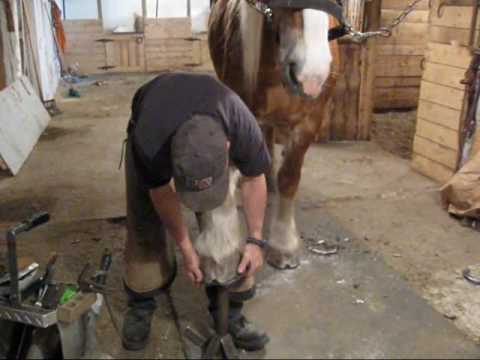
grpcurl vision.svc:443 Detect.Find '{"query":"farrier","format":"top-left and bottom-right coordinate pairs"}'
top-left (122, 72), bottom-right (271, 352)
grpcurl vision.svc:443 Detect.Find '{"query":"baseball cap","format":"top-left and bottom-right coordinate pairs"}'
top-left (171, 114), bottom-right (229, 212)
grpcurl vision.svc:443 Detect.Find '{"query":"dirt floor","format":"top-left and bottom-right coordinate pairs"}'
top-left (1, 73), bottom-right (480, 358)
top-left (371, 110), bottom-right (417, 160)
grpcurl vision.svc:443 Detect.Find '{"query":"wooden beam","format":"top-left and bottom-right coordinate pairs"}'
top-left (97, 0), bottom-right (103, 20)
top-left (2, 0), bottom-right (15, 32)
top-left (358, 0), bottom-right (381, 140)
top-left (142, 0), bottom-right (147, 18)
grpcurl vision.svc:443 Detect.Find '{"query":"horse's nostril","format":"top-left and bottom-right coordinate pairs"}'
top-left (289, 63), bottom-right (299, 85)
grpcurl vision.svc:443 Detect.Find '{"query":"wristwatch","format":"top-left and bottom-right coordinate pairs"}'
top-left (246, 237), bottom-right (268, 250)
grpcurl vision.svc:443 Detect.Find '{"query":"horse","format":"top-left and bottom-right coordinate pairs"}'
top-left (208, 0), bottom-right (342, 269)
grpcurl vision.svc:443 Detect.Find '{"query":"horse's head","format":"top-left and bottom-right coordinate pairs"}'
top-left (236, 0), bottom-right (343, 98)
top-left (273, 8), bottom-right (334, 99)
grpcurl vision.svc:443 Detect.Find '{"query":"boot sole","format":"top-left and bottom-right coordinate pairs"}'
top-left (232, 335), bottom-right (270, 352)
top-left (122, 337), bottom-right (149, 351)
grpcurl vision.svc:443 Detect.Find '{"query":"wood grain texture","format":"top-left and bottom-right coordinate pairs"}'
top-left (412, 153), bottom-right (454, 183)
top-left (0, 77), bottom-right (50, 175)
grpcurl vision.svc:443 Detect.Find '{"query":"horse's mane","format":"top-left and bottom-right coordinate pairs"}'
top-left (238, 1), bottom-right (264, 101)
top-left (210, 0), bottom-right (264, 102)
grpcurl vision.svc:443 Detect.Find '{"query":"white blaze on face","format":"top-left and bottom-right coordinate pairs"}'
top-left (297, 10), bottom-right (332, 98)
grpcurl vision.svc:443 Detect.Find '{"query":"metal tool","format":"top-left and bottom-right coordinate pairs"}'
top-left (463, 268), bottom-right (480, 285)
top-left (6, 212), bottom-right (50, 306)
top-left (77, 248), bottom-right (112, 295)
top-left (35, 253), bottom-right (58, 308)
top-left (185, 276), bottom-right (245, 360)
top-left (1, 213), bottom-right (114, 359)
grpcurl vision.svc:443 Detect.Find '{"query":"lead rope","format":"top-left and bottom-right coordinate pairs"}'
top-left (344, 0), bottom-right (426, 42)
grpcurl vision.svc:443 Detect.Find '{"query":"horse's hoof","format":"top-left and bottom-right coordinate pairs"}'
top-left (266, 247), bottom-right (300, 270)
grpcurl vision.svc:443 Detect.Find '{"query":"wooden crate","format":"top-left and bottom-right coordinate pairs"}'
top-left (374, 0), bottom-right (429, 110)
top-left (411, 0), bottom-right (474, 183)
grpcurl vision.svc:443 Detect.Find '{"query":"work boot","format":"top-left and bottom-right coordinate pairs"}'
top-left (228, 314), bottom-right (270, 352)
top-left (226, 299), bottom-right (269, 352)
top-left (122, 298), bottom-right (156, 351)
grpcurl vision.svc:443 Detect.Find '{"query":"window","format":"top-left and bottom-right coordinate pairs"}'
top-left (146, 0), bottom-right (187, 18)
top-left (191, 0), bottom-right (210, 18)
top-left (102, 0), bottom-right (142, 31)
top-left (56, 0), bottom-right (99, 20)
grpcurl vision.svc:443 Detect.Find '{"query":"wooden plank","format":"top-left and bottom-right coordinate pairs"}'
top-left (429, 25), bottom-right (477, 46)
top-left (472, 130), bottom-right (480, 158)
top-left (425, 42), bottom-right (472, 69)
top-left (422, 62), bottom-right (467, 90)
top-left (417, 100), bottom-right (461, 130)
top-left (412, 154), bottom-right (454, 183)
top-left (415, 118), bottom-right (459, 150)
top-left (413, 135), bottom-right (457, 168)
top-left (376, 55), bottom-right (424, 77)
top-left (381, 9), bottom-right (429, 24)
top-left (138, 38), bottom-right (146, 70)
top-left (144, 18), bottom-right (192, 39)
top-left (120, 41), bottom-right (129, 67)
top-left (329, 43), bottom-right (362, 140)
top-left (358, 0), bottom-right (381, 140)
top-left (382, 0), bottom-right (429, 10)
top-left (377, 44), bottom-right (426, 56)
top-left (378, 22), bottom-right (428, 46)
top-left (419, 80), bottom-right (465, 111)
top-left (375, 76), bottom-right (421, 88)
top-left (0, 77), bottom-right (50, 175)
top-left (128, 40), bottom-right (137, 67)
top-left (374, 87), bottom-right (420, 109)
top-left (431, 3), bottom-right (476, 29)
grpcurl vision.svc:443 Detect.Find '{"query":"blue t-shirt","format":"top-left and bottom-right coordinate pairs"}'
top-left (129, 72), bottom-right (271, 188)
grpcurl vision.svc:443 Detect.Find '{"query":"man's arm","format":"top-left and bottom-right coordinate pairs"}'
top-left (237, 174), bottom-right (268, 277)
top-left (149, 184), bottom-right (203, 284)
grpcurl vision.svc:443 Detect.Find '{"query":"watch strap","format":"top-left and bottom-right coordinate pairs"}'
top-left (246, 237), bottom-right (267, 250)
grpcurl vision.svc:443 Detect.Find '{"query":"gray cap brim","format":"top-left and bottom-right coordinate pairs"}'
top-left (176, 169), bottom-right (229, 212)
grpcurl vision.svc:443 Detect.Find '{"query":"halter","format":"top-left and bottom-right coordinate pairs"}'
top-left (245, 0), bottom-right (349, 41)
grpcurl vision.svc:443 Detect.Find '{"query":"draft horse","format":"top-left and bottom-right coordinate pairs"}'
top-left (208, 0), bottom-right (344, 269)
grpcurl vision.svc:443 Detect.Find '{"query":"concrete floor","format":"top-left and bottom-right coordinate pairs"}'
top-left (1, 74), bottom-right (480, 358)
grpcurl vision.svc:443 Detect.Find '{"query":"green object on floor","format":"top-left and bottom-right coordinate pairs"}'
top-left (68, 88), bottom-right (81, 98)
top-left (60, 285), bottom-right (78, 305)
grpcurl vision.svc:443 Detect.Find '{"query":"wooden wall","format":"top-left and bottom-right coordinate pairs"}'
top-left (374, 0), bottom-right (429, 110)
top-left (411, 0), bottom-right (475, 183)
top-left (63, 18), bottom-right (213, 74)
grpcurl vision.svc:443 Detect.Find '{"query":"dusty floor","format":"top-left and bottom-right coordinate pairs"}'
top-left (1, 73), bottom-right (480, 358)
top-left (372, 110), bottom-right (417, 159)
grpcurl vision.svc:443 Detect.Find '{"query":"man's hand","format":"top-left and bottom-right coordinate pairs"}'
top-left (238, 244), bottom-right (264, 277)
top-left (180, 244), bottom-right (203, 285)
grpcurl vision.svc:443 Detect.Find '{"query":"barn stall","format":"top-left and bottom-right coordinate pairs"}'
top-left (1, 0), bottom-right (480, 358)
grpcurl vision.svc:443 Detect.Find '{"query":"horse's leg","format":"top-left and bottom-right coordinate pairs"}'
top-left (193, 169), bottom-right (244, 284)
top-left (260, 123), bottom-right (277, 193)
top-left (266, 124), bottom-right (315, 270)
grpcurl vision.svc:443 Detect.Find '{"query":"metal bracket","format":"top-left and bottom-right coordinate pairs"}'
top-left (0, 302), bottom-right (57, 328)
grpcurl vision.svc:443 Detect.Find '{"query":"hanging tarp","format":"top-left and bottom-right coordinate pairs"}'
top-left (0, 0), bottom-right (61, 101)
top-left (0, 0), bottom-right (22, 85)
top-left (23, 0), bottom-right (61, 101)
